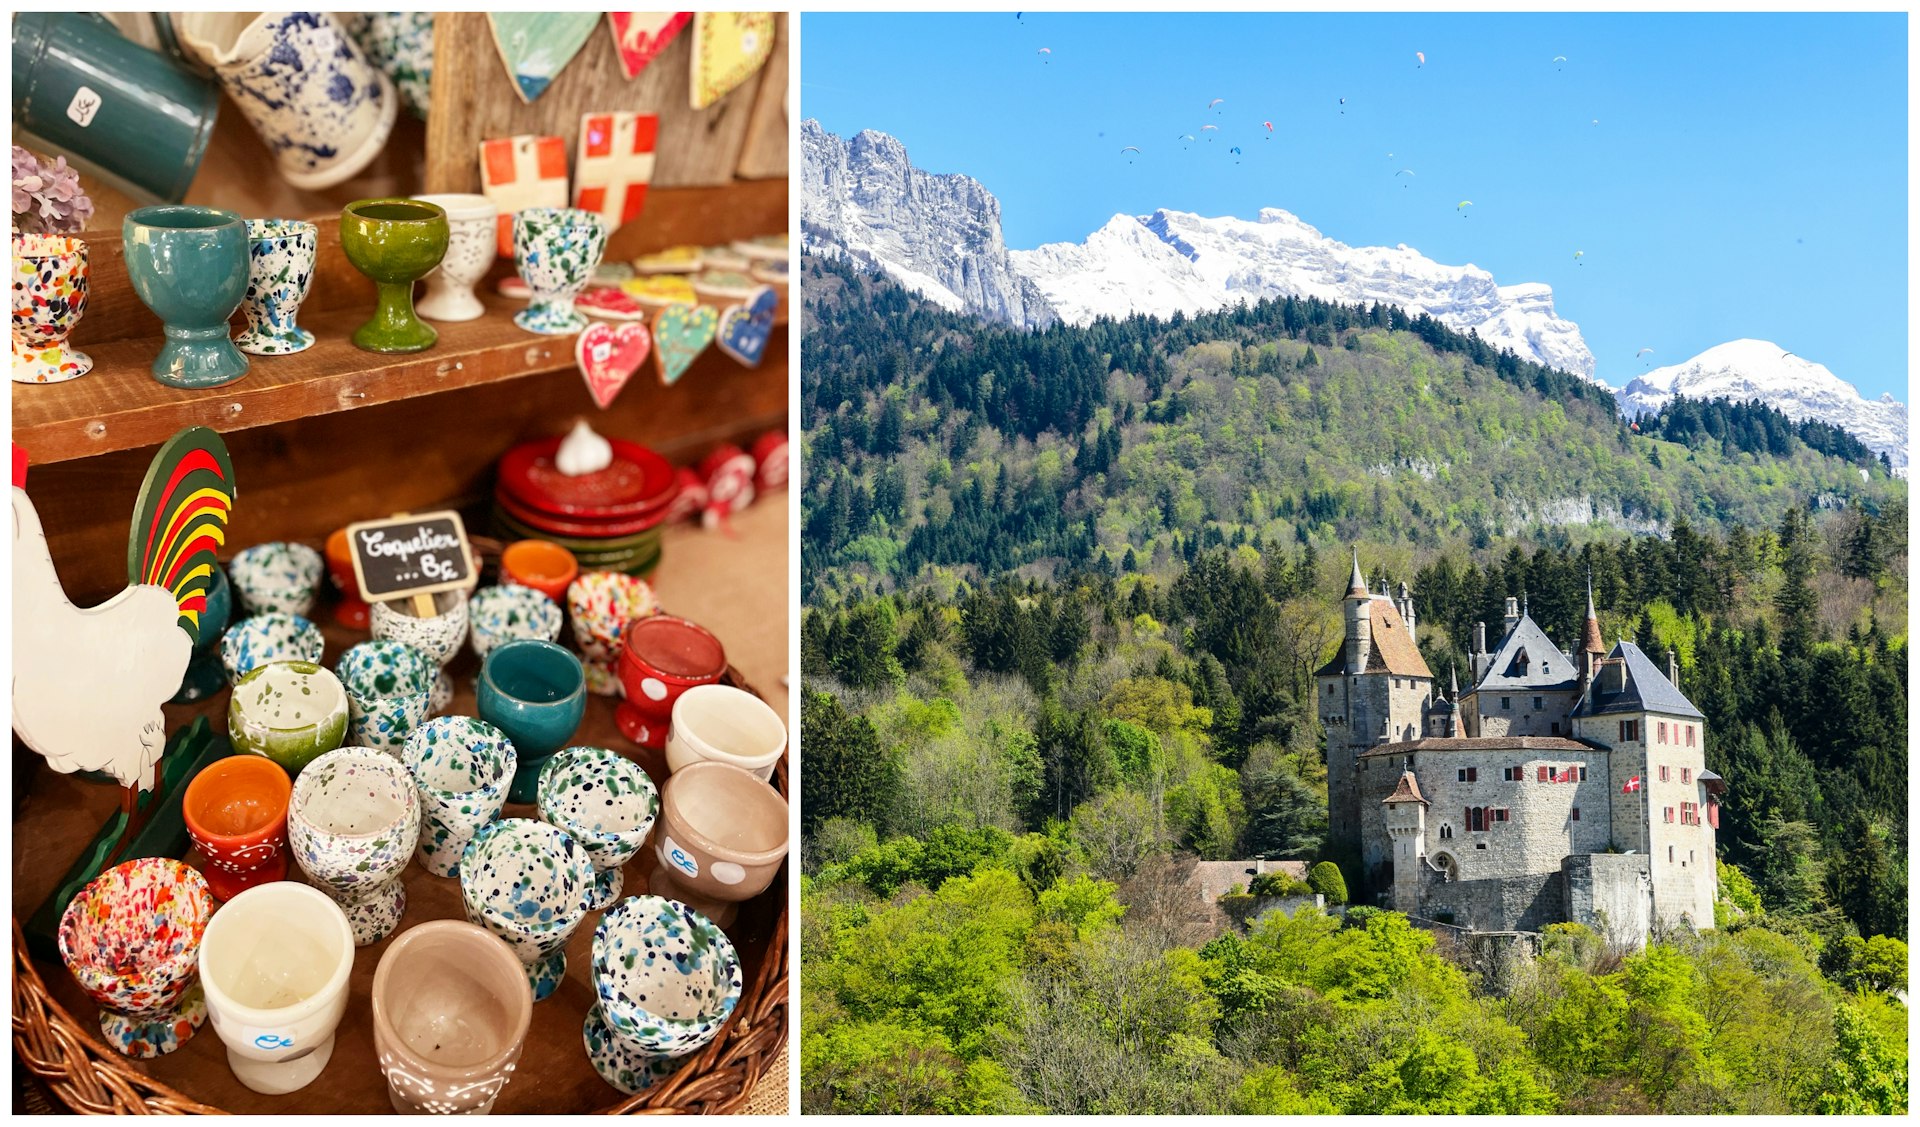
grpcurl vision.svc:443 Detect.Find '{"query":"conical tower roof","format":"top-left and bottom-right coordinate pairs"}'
top-left (1348, 548), bottom-right (1367, 596)
top-left (1581, 573), bottom-right (1606, 655)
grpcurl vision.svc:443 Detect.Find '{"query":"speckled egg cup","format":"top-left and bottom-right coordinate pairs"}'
top-left (566, 571), bottom-right (660, 696)
top-left (458, 819), bottom-right (595, 1002)
top-left (335, 640), bottom-right (435, 757)
top-left (288, 746), bottom-right (421, 946)
top-left (236, 218), bottom-right (317, 355)
top-left (511, 206), bottom-right (609, 336)
top-left (226, 659), bottom-right (349, 777)
top-left (468, 584), bottom-right (564, 661)
top-left (229, 541), bottom-right (325, 618)
top-left (402, 716), bottom-right (515, 878)
top-left (582, 896), bottom-right (741, 1095)
top-left (535, 746), bottom-right (658, 910)
top-left (57, 859), bottom-right (215, 1058)
top-left (12, 231), bottom-right (92, 384)
top-left (370, 589), bottom-right (469, 715)
top-left (219, 612), bottom-right (326, 684)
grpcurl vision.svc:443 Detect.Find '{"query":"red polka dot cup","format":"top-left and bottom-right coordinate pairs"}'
top-left (617, 615), bottom-right (726, 753)
top-left (183, 755), bottom-right (293, 902)
top-left (57, 859), bottom-right (215, 1058)
top-left (11, 232), bottom-right (92, 384)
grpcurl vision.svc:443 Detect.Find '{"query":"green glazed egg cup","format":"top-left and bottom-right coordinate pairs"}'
top-left (340, 198), bottom-right (449, 353)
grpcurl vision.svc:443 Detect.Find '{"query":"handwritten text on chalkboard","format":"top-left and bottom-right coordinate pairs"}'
top-left (345, 511), bottom-right (475, 603)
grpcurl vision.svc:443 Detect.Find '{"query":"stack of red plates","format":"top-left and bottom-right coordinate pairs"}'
top-left (493, 436), bottom-right (680, 575)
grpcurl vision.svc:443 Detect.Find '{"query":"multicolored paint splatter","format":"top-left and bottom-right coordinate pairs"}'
top-left (288, 746), bottom-right (421, 946)
top-left (57, 859), bottom-right (215, 1058)
top-left (582, 894), bottom-right (740, 1092)
top-left (459, 819), bottom-right (596, 1001)
top-left (11, 232), bottom-right (91, 384)
top-left (236, 219), bottom-right (317, 355)
top-left (536, 745), bottom-right (658, 908)
top-left (512, 206), bottom-right (609, 335)
top-left (402, 715), bottom-right (515, 878)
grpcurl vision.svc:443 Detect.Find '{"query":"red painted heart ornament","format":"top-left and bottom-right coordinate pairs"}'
top-left (575, 321), bottom-right (652, 408)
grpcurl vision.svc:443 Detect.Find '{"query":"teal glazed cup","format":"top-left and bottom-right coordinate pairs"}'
top-left (122, 205), bottom-right (250, 387)
top-left (512, 207), bottom-right (609, 335)
top-left (340, 198), bottom-right (449, 353)
top-left (478, 640), bottom-right (587, 805)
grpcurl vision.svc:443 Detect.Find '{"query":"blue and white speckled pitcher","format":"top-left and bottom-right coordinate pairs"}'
top-left (173, 12), bottom-right (396, 190)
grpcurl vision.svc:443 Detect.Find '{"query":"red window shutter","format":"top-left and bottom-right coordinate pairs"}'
top-left (1537, 765), bottom-right (1549, 782)
top-left (1707, 801), bottom-right (1720, 829)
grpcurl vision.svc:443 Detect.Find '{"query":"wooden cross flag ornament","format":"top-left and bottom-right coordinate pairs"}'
top-left (480, 134), bottom-right (570, 258)
top-left (607, 12), bottom-right (691, 81)
top-left (574, 112), bottom-right (660, 231)
top-left (12, 427), bottom-right (236, 793)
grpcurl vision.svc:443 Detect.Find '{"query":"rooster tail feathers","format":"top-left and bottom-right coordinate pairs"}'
top-left (127, 428), bottom-right (236, 646)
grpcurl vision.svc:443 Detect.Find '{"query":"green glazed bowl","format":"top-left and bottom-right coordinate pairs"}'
top-left (227, 660), bottom-right (351, 777)
top-left (340, 197), bottom-right (449, 353)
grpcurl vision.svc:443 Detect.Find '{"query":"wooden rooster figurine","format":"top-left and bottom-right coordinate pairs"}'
top-left (12, 428), bottom-right (235, 793)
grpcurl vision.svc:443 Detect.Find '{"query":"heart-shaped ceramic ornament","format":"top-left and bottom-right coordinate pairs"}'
top-left (652, 301), bottom-right (718, 387)
top-left (608, 13), bottom-right (692, 81)
top-left (575, 321), bottom-right (652, 408)
top-left (715, 285), bottom-right (777, 368)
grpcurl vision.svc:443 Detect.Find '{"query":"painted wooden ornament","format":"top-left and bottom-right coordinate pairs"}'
top-left (689, 12), bottom-right (775, 111)
top-left (576, 321), bottom-right (652, 409)
top-left (13, 428), bottom-right (236, 792)
top-left (698, 443), bottom-right (756, 530)
top-left (651, 301), bottom-right (717, 387)
top-left (487, 12), bottom-right (600, 104)
top-left (479, 135), bottom-right (569, 259)
top-left (577, 287), bottom-right (650, 322)
top-left (714, 284), bottom-right (777, 367)
top-left (607, 12), bottom-right (691, 81)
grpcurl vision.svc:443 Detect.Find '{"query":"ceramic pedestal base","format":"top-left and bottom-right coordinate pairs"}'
top-left (99, 985), bottom-right (206, 1059)
top-left (416, 285), bottom-right (485, 323)
top-left (234, 325), bottom-right (315, 356)
top-left (582, 1004), bottom-right (688, 1095)
top-left (646, 866), bottom-right (739, 931)
top-left (353, 282), bottom-right (438, 353)
top-left (12, 340), bottom-right (91, 384)
top-left (588, 866), bottom-right (624, 912)
top-left (506, 753), bottom-right (554, 806)
top-left (514, 299), bottom-right (587, 337)
top-left (152, 326), bottom-right (248, 388)
top-left (526, 948), bottom-right (568, 1003)
top-left (582, 658), bottom-right (621, 698)
top-left (172, 650), bottom-right (228, 704)
top-left (329, 878), bottom-right (407, 947)
top-left (229, 1031), bottom-right (337, 1095)
top-left (201, 854), bottom-right (289, 904)
top-left (614, 702), bottom-right (668, 751)
top-left (429, 670), bottom-right (453, 716)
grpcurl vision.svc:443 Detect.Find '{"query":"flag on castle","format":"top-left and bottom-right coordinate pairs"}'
top-left (1622, 775), bottom-right (1642, 793)
top-left (1556, 767), bottom-right (1575, 783)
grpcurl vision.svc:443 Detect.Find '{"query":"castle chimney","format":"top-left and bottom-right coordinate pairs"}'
top-left (1398, 581), bottom-right (1417, 641)
top-left (1503, 596), bottom-right (1520, 634)
top-left (1471, 621), bottom-right (1488, 681)
top-left (1667, 648), bottom-right (1679, 687)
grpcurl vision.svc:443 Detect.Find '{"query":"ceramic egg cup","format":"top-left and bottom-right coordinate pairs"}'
top-left (370, 589), bottom-right (469, 715)
top-left (236, 218), bottom-right (318, 355)
top-left (288, 747), bottom-right (421, 946)
top-left (583, 896), bottom-right (742, 1095)
top-left (500, 539), bottom-right (579, 606)
top-left (458, 819), bottom-right (597, 1002)
top-left (341, 197), bottom-right (449, 353)
top-left (57, 859), bottom-right (216, 1059)
top-left (219, 612), bottom-right (326, 684)
top-left (535, 746), bottom-right (659, 910)
top-left (336, 640), bottom-right (435, 758)
top-left (183, 754), bottom-right (293, 902)
top-left (617, 615), bottom-right (726, 755)
top-left (12, 231), bottom-right (92, 384)
top-left (226, 660), bottom-right (350, 777)
top-left (477, 640), bottom-right (587, 805)
top-left (122, 204), bottom-right (250, 388)
top-left (402, 716), bottom-right (516, 878)
top-left (198, 881), bottom-right (355, 1094)
top-left (229, 541), bottom-right (325, 618)
top-left (373, 920), bottom-right (531, 1114)
top-left (413, 193), bottom-right (498, 323)
top-left (665, 684), bottom-right (787, 780)
top-left (324, 528), bottom-right (371, 629)
top-left (566, 571), bottom-right (659, 697)
top-left (511, 206), bottom-right (609, 336)
top-left (651, 761), bottom-right (790, 930)
top-left (468, 583), bottom-right (565, 660)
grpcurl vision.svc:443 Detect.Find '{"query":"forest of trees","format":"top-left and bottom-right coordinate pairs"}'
top-left (800, 254), bottom-right (1908, 1114)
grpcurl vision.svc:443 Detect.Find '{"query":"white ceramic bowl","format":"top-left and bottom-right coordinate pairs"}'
top-left (197, 881), bottom-right (354, 1094)
top-left (663, 684), bottom-right (786, 780)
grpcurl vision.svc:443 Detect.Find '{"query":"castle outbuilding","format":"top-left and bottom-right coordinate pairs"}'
top-left (1317, 555), bottom-right (1721, 946)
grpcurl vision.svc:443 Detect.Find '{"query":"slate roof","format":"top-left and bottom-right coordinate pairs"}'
top-left (1358, 735), bottom-right (1601, 759)
top-left (1315, 596), bottom-right (1434, 679)
top-left (1570, 640), bottom-right (1704, 720)
top-left (1471, 613), bottom-right (1578, 693)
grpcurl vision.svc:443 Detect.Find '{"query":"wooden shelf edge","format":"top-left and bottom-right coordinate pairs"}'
top-left (13, 295), bottom-right (788, 465)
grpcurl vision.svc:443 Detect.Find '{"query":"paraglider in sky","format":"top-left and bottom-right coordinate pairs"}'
top-left (1037, 47), bottom-right (1050, 63)
top-left (1179, 134), bottom-right (1196, 143)
top-left (1574, 250), bottom-right (1584, 265)
top-left (1416, 51), bottom-right (1425, 67)
top-left (1396, 168), bottom-right (1414, 188)
top-left (1553, 55), bottom-right (1567, 69)
top-left (1200, 124), bottom-right (1219, 131)
top-left (1121, 146), bottom-right (1141, 154)
top-left (1338, 97), bottom-right (1346, 115)
top-left (1636, 348), bottom-right (1655, 363)
top-left (1229, 146), bottom-right (1241, 154)
top-left (1209, 98), bottom-right (1225, 109)
top-left (1396, 168), bottom-right (1415, 176)
top-left (1263, 121), bottom-right (1274, 140)
top-left (1456, 200), bottom-right (1472, 215)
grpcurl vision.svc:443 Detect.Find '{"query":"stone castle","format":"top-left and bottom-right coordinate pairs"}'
top-left (1316, 552), bottom-right (1723, 947)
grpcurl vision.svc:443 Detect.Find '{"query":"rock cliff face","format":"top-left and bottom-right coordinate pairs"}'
top-left (1010, 207), bottom-right (1599, 382)
top-left (1617, 339), bottom-right (1907, 471)
top-left (800, 119), bottom-right (1056, 328)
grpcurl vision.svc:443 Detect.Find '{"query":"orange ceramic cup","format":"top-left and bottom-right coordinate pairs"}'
top-left (500, 539), bottom-right (579, 606)
top-left (183, 756), bottom-right (293, 902)
top-left (324, 528), bottom-right (370, 630)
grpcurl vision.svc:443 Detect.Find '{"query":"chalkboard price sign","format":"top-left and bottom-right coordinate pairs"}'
top-left (345, 511), bottom-right (476, 606)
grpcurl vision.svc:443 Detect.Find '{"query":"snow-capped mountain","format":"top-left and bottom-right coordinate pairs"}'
top-left (800, 120), bottom-right (1056, 328)
top-left (1009, 208), bottom-right (1599, 382)
top-left (1617, 340), bottom-right (1908, 471)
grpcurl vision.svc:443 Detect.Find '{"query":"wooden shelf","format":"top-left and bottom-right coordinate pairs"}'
top-left (13, 294), bottom-right (787, 466)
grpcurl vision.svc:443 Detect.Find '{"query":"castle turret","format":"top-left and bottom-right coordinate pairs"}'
top-left (1397, 580), bottom-right (1417, 642)
top-left (1345, 549), bottom-right (1372, 675)
top-left (1579, 574), bottom-right (1605, 690)
top-left (1382, 771), bottom-right (1429, 914)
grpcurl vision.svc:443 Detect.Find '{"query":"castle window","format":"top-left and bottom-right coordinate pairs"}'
top-left (1494, 808), bottom-right (1509, 822)
top-left (1658, 721), bottom-right (1668, 743)
top-left (1440, 824), bottom-right (1453, 839)
top-left (1682, 767), bottom-right (1692, 784)
top-left (1689, 850), bottom-right (1695, 864)
top-left (1571, 807), bottom-right (1581, 821)
top-left (1502, 766), bottom-right (1520, 782)
top-left (1664, 806), bottom-right (1675, 824)
top-left (1659, 765), bottom-right (1671, 782)
top-left (1326, 684), bottom-right (1333, 695)
top-left (1501, 697), bottom-right (1511, 710)
top-left (1579, 766), bottom-right (1588, 781)
top-left (1457, 767), bottom-right (1477, 782)
top-left (1620, 719), bottom-right (1639, 742)
top-left (1537, 765), bottom-right (1550, 782)
top-left (1551, 721), bottom-right (1560, 735)
top-left (1669, 845), bottom-right (1675, 863)
top-left (1534, 696), bottom-right (1544, 710)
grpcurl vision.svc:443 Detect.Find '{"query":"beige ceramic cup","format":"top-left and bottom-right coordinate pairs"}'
top-left (649, 761), bottom-right (789, 929)
top-left (372, 919), bottom-right (532, 1114)
top-left (197, 881), bottom-right (355, 1095)
top-left (663, 684), bottom-right (787, 780)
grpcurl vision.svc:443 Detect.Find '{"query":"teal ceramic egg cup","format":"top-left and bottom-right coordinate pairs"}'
top-left (172, 566), bottom-right (232, 704)
top-left (477, 640), bottom-right (586, 804)
top-left (340, 198), bottom-right (449, 353)
top-left (122, 205), bottom-right (250, 388)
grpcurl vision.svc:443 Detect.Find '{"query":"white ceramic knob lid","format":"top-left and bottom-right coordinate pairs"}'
top-left (555, 419), bottom-right (613, 476)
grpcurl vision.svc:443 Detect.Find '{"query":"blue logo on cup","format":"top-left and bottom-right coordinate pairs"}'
top-left (669, 846), bottom-right (697, 877)
top-left (254, 1032), bottom-right (295, 1050)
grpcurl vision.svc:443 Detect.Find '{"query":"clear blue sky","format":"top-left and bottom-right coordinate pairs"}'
top-left (803, 12), bottom-right (1909, 397)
